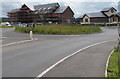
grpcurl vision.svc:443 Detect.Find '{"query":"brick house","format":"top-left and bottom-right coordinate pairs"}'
top-left (117, 12), bottom-right (120, 22)
top-left (78, 7), bottom-right (119, 24)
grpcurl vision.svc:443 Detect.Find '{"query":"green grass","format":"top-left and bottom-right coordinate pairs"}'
top-left (15, 25), bottom-right (102, 34)
top-left (0, 26), bottom-right (13, 28)
top-left (107, 47), bottom-right (119, 78)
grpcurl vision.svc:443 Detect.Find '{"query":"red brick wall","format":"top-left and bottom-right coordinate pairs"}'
top-left (60, 7), bottom-right (74, 23)
top-left (90, 17), bottom-right (108, 23)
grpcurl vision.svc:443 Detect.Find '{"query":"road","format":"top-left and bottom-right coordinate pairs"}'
top-left (2, 27), bottom-right (118, 78)
top-left (43, 41), bottom-right (117, 77)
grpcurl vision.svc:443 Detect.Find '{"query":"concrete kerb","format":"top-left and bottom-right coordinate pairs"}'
top-left (105, 50), bottom-right (114, 77)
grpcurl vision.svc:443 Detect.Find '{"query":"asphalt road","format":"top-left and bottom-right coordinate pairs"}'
top-left (2, 27), bottom-right (118, 77)
top-left (43, 41), bottom-right (117, 77)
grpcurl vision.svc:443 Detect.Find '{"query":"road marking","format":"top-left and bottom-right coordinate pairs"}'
top-left (0, 37), bottom-right (7, 39)
top-left (105, 50), bottom-right (114, 77)
top-left (1, 38), bottom-right (38, 47)
top-left (35, 40), bottom-right (114, 78)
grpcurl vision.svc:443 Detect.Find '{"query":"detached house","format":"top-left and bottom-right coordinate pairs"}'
top-left (79, 7), bottom-right (119, 24)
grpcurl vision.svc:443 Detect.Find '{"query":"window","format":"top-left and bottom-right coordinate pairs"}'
top-left (85, 19), bottom-right (88, 22)
top-left (111, 9), bottom-right (114, 13)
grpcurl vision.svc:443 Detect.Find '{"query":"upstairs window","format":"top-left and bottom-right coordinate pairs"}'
top-left (111, 9), bottom-right (114, 13)
top-left (85, 19), bottom-right (88, 22)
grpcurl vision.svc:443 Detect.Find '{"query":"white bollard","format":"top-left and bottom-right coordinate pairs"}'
top-left (30, 31), bottom-right (33, 40)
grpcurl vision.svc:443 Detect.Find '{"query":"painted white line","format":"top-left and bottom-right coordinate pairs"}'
top-left (1, 37), bottom-right (7, 39)
top-left (1, 38), bottom-right (38, 47)
top-left (0, 37), bottom-right (7, 39)
top-left (105, 50), bottom-right (114, 77)
top-left (35, 40), bottom-right (113, 78)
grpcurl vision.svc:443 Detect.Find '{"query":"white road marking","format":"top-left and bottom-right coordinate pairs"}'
top-left (1, 38), bottom-right (38, 47)
top-left (0, 37), bottom-right (7, 39)
top-left (105, 50), bottom-right (114, 77)
top-left (35, 40), bottom-right (114, 78)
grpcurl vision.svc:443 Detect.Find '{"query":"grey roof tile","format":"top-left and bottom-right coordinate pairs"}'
top-left (79, 12), bottom-right (106, 18)
top-left (34, 3), bottom-right (59, 10)
top-left (78, 12), bottom-right (106, 18)
top-left (54, 6), bottom-right (68, 13)
top-left (78, 14), bottom-right (85, 18)
top-left (87, 12), bottom-right (106, 17)
top-left (34, 3), bottom-right (60, 14)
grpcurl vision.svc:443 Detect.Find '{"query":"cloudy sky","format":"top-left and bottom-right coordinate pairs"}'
top-left (1, 0), bottom-right (120, 18)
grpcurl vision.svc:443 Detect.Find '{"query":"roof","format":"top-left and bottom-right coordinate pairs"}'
top-left (117, 12), bottom-right (120, 16)
top-left (34, 3), bottom-right (60, 14)
top-left (78, 14), bottom-right (85, 18)
top-left (79, 12), bottom-right (106, 18)
top-left (87, 12), bottom-right (106, 17)
top-left (101, 7), bottom-right (117, 12)
top-left (54, 6), bottom-right (68, 13)
top-left (34, 3), bottom-right (59, 10)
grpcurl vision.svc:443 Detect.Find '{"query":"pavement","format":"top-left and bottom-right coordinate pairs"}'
top-left (2, 27), bottom-right (118, 78)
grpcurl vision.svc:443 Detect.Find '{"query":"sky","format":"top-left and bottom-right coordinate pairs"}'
top-left (1, 0), bottom-right (120, 18)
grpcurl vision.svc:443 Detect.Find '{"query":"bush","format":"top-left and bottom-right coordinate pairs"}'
top-left (15, 25), bottom-right (102, 34)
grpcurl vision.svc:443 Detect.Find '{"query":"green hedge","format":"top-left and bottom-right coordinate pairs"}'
top-left (15, 25), bottom-right (102, 34)
top-left (0, 26), bottom-right (13, 28)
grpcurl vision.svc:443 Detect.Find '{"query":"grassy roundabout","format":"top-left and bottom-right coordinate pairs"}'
top-left (0, 26), bottom-right (13, 28)
top-left (15, 25), bottom-right (102, 34)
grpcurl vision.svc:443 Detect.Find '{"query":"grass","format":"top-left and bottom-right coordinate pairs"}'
top-left (107, 47), bottom-right (119, 78)
top-left (0, 26), bottom-right (13, 28)
top-left (15, 25), bottom-right (102, 34)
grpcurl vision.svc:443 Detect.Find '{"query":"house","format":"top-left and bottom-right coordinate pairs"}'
top-left (117, 12), bottom-right (120, 22)
top-left (7, 4), bottom-right (33, 23)
top-left (78, 7), bottom-right (119, 24)
top-left (34, 3), bottom-right (74, 24)
top-left (7, 3), bottom-right (74, 24)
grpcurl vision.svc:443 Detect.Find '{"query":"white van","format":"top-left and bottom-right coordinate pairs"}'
top-left (0, 22), bottom-right (11, 26)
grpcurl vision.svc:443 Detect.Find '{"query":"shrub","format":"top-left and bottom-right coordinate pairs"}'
top-left (15, 25), bottom-right (102, 34)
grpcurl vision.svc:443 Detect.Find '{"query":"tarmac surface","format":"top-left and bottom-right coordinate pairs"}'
top-left (2, 27), bottom-right (118, 77)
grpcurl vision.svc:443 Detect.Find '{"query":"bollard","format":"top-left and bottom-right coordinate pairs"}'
top-left (30, 31), bottom-right (33, 40)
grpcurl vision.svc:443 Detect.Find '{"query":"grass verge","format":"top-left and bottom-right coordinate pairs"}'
top-left (107, 47), bottom-right (119, 79)
top-left (15, 25), bottom-right (102, 34)
top-left (0, 26), bottom-right (13, 28)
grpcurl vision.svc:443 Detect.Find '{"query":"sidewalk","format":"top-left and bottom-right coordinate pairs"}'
top-left (43, 41), bottom-right (117, 77)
